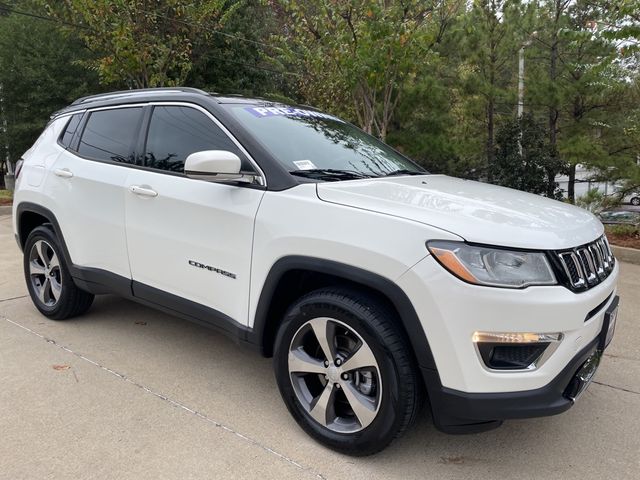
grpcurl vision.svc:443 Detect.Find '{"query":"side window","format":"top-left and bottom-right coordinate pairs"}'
top-left (59, 114), bottom-right (82, 149)
top-left (78, 107), bottom-right (142, 163)
top-left (144, 105), bottom-right (251, 173)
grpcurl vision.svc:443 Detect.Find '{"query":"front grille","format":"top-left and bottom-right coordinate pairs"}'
top-left (554, 236), bottom-right (615, 292)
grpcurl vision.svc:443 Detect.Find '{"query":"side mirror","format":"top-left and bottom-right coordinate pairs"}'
top-left (184, 150), bottom-right (258, 184)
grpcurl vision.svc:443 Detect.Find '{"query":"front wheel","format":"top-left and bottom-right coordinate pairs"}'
top-left (631, 197), bottom-right (640, 206)
top-left (273, 288), bottom-right (422, 456)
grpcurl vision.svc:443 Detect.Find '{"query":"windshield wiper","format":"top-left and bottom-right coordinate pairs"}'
top-left (381, 169), bottom-right (426, 177)
top-left (289, 169), bottom-right (373, 180)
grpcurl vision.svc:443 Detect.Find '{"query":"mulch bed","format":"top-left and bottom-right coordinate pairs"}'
top-left (606, 226), bottom-right (640, 250)
top-left (608, 236), bottom-right (640, 250)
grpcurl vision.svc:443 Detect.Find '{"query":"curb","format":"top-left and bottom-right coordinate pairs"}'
top-left (0, 205), bottom-right (12, 216)
top-left (611, 245), bottom-right (640, 266)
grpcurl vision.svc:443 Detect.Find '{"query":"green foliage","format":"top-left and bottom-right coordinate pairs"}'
top-left (492, 113), bottom-right (563, 197)
top-left (605, 224), bottom-right (639, 237)
top-left (457, 0), bottom-right (524, 175)
top-left (575, 188), bottom-right (619, 214)
top-left (0, 0), bottom-right (637, 199)
top-left (42, 0), bottom-right (242, 88)
top-left (275, 0), bottom-right (460, 139)
top-left (0, 3), bottom-right (99, 171)
top-left (186, 0), bottom-right (294, 98)
top-left (385, 73), bottom-right (458, 173)
top-left (601, 0), bottom-right (640, 57)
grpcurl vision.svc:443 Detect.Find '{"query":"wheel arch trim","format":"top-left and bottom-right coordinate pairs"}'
top-left (16, 202), bottom-right (72, 263)
top-left (251, 255), bottom-right (438, 372)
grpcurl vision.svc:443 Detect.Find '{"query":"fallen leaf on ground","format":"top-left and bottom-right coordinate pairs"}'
top-left (52, 365), bottom-right (70, 371)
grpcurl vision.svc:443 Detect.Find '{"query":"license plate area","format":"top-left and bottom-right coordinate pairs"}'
top-left (564, 349), bottom-right (601, 401)
top-left (564, 296), bottom-right (619, 402)
top-left (599, 296), bottom-right (619, 350)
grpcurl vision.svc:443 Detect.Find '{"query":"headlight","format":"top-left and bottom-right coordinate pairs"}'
top-left (427, 241), bottom-right (556, 288)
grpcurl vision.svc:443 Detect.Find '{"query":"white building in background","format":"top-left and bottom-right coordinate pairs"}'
top-left (555, 164), bottom-right (620, 199)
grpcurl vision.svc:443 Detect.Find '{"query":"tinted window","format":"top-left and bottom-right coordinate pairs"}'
top-left (59, 114), bottom-right (82, 148)
top-left (144, 106), bottom-right (250, 172)
top-left (78, 108), bottom-right (142, 163)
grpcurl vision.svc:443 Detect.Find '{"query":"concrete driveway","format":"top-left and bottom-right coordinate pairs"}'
top-left (1, 213), bottom-right (638, 479)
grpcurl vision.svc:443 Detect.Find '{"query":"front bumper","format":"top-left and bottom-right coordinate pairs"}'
top-left (397, 253), bottom-right (619, 433)
top-left (422, 333), bottom-right (602, 433)
top-left (397, 255), bottom-right (619, 393)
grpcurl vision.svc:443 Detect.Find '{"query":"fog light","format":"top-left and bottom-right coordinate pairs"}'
top-left (473, 331), bottom-right (563, 370)
top-left (472, 332), bottom-right (563, 344)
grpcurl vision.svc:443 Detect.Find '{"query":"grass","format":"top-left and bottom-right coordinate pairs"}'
top-left (0, 189), bottom-right (13, 206)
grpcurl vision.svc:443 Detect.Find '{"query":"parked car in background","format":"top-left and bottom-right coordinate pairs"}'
top-left (599, 210), bottom-right (640, 227)
top-left (622, 191), bottom-right (640, 206)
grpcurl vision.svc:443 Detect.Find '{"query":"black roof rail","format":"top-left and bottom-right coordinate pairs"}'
top-left (70, 87), bottom-right (209, 106)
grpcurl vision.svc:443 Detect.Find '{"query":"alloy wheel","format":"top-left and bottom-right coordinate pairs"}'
top-left (28, 240), bottom-right (62, 307)
top-left (288, 317), bottom-right (382, 433)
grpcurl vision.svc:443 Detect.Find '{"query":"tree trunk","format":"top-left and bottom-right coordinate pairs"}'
top-left (486, 46), bottom-right (496, 183)
top-left (548, 1), bottom-right (561, 198)
top-left (546, 171), bottom-right (556, 198)
top-left (567, 163), bottom-right (576, 202)
top-left (486, 97), bottom-right (495, 182)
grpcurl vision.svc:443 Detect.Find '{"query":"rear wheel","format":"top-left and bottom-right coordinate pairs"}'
top-left (273, 288), bottom-right (422, 456)
top-left (631, 197), bottom-right (640, 206)
top-left (23, 226), bottom-right (94, 320)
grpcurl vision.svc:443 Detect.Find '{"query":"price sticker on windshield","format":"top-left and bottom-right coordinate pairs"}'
top-left (293, 160), bottom-right (317, 170)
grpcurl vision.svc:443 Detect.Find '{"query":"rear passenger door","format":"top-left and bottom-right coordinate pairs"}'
top-left (49, 106), bottom-right (144, 283)
top-left (124, 103), bottom-right (265, 328)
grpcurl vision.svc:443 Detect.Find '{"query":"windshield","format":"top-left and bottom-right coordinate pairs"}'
top-left (227, 105), bottom-right (425, 178)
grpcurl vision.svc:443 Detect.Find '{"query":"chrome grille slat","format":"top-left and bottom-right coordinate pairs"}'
top-left (577, 248), bottom-right (597, 284)
top-left (555, 235), bottom-right (615, 291)
top-left (589, 244), bottom-right (605, 277)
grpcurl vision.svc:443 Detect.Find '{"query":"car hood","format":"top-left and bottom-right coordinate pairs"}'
top-left (316, 175), bottom-right (603, 250)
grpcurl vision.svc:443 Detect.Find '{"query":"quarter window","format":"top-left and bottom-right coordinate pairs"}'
top-left (59, 114), bottom-right (82, 149)
top-left (78, 108), bottom-right (142, 163)
top-left (144, 106), bottom-right (250, 172)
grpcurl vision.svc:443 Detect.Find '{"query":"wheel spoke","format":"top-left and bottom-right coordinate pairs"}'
top-left (35, 241), bottom-right (49, 266)
top-left (341, 381), bottom-right (378, 428)
top-left (50, 279), bottom-right (62, 302)
top-left (341, 342), bottom-right (377, 372)
top-left (29, 260), bottom-right (46, 276)
top-left (289, 349), bottom-right (327, 374)
top-left (48, 253), bottom-right (60, 270)
top-left (308, 382), bottom-right (335, 426)
top-left (37, 278), bottom-right (50, 304)
top-left (308, 317), bottom-right (335, 361)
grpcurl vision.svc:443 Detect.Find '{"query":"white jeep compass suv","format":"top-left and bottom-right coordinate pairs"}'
top-left (13, 88), bottom-right (620, 455)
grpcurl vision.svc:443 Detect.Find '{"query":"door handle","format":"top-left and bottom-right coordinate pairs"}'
top-left (129, 185), bottom-right (158, 198)
top-left (54, 168), bottom-right (74, 178)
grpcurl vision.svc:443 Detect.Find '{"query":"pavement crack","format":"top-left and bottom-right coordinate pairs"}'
top-left (593, 380), bottom-right (640, 395)
top-left (603, 352), bottom-right (640, 363)
top-left (0, 294), bottom-right (28, 303)
top-left (2, 315), bottom-right (327, 480)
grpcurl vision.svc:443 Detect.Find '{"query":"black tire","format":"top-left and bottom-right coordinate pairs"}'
top-left (631, 197), bottom-right (640, 206)
top-left (273, 287), bottom-right (422, 456)
top-left (23, 225), bottom-right (94, 320)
